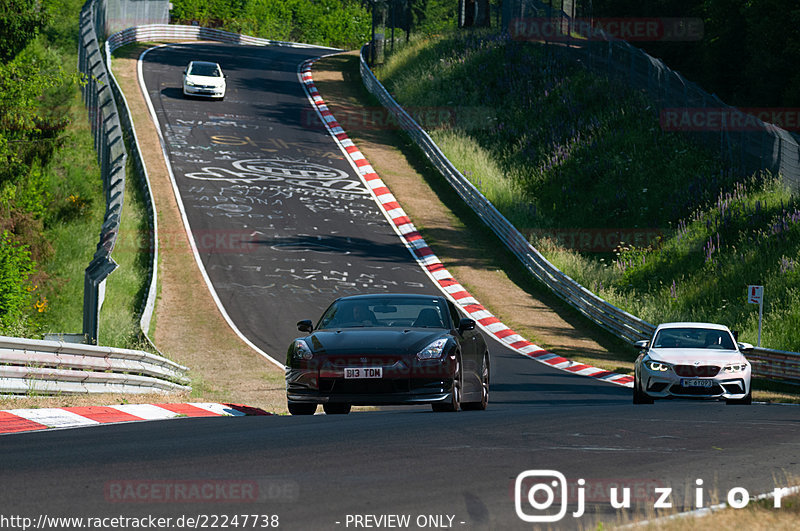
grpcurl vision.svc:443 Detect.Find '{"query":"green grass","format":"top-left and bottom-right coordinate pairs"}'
top-left (36, 89), bottom-right (106, 337)
top-left (375, 31), bottom-right (800, 353)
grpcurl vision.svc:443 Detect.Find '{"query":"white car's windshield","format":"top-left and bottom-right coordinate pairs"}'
top-left (189, 63), bottom-right (221, 77)
top-left (653, 328), bottom-right (736, 349)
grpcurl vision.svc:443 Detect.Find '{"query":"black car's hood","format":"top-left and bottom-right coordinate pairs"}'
top-left (306, 328), bottom-right (449, 356)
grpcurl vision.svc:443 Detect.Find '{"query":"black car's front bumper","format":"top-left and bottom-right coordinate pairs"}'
top-left (286, 367), bottom-right (455, 406)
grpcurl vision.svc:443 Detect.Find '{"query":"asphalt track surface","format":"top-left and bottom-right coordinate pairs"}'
top-left (1, 43), bottom-right (798, 530)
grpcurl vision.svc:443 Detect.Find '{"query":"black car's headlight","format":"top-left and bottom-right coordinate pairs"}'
top-left (645, 360), bottom-right (671, 372)
top-left (416, 338), bottom-right (448, 360)
top-left (293, 339), bottom-right (313, 360)
top-left (723, 363), bottom-right (748, 373)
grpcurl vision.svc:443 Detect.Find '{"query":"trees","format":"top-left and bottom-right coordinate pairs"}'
top-left (0, 0), bottom-right (70, 332)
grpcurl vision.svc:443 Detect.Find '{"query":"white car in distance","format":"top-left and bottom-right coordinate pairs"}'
top-left (182, 61), bottom-right (226, 100)
top-left (633, 322), bottom-right (753, 405)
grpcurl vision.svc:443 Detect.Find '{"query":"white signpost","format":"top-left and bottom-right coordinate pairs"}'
top-left (747, 285), bottom-right (764, 347)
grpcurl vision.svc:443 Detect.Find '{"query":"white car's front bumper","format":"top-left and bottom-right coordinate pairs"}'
top-left (183, 83), bottom-right (225, 98)
top-left (640, 364), bottom-right (751, 400)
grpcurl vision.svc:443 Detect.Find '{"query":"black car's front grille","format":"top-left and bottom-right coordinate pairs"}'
top-left (674, 365), bottom-right (720, 377)
top-left (320, 378), bottom-right (411, 394)
top-left (669, 384), bottom-right (723, 396)
top-left (324, 356), bottom-right (404, 369)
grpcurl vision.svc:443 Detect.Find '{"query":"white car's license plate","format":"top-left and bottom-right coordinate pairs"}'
top-left (344, 367), bottom-right (383, 379)
top-left (681, 379), bottom-right (713, 388)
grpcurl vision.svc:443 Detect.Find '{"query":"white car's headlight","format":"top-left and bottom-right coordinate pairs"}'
top-left (646, 360), bottom-right (671, 372)
top-left (185, 79), bottom-right (196, 86)
top-left (293, 339), bottom-right (313, 360)
top-left (416, 338), bottom-right (448, 360)
top-left (723, 363), bottom-right (748, 373)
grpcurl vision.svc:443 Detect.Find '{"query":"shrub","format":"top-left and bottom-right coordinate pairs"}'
top-left (0, 230), bottom-right (35, 331)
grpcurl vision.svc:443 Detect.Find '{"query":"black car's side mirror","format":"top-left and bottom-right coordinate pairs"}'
top-left (458, 318), bottom-right (476, 332)
top-left (297, 320), bottom-right (313, 333)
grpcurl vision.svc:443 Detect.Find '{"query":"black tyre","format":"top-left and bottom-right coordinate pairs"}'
top-left (726, 390), bottom-right (752, 405)
top-left (462, 354), bottom-right (489, 411)
top-left (632, 373), bottom-right (654, 404)
top-left (323, 403), bottom-right (351, 415)
top-left (433, 357), bottom-right (462, 412)
top-left (287, 402), bottom-right (317, 415)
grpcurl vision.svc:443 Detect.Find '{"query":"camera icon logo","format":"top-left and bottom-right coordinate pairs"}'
top-left (514, 470), bottom-right (568, 522)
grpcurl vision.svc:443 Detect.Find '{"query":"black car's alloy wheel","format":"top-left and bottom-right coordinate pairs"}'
top-left (288, 402), bottom-right (317, 415)
top-left (432, 357), bottom-right (462, 412)
top-left (462, 353), bottom-right (489, 411)
top-left (323, 403), bottom-right (352, 415)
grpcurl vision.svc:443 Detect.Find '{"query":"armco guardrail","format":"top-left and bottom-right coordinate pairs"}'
top-left (105, 24), bottom-right (339, 51)
top-left (78, 0), bottom-right (127, 344)
top-left (747, 348), bottom-right (800, 385)
top-left (358, 45), bottom-right (800, 385)
top-left (0, 336), bottom-right (190, 395)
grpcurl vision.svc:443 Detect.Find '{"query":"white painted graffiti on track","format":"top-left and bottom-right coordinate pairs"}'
top-left (184, 158), bottom-right (369, 194)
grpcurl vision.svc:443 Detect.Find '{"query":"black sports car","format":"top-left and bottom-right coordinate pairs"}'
top-left (285, 293), bottom-right (490, 415)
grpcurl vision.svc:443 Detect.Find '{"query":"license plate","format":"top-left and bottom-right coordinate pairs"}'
top-left (344, 367), bottom-right (383, 379)
top-left (681, 379), bottom-right (713, 388)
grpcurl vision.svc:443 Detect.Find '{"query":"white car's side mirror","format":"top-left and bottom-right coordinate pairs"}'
top-left (737, 342), bottom-right (754, 352)
top-left (634, 339), bottom-right (649, 349)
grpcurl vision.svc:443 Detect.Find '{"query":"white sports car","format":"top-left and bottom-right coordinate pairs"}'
top-left (182, 61), bottom-right (226, 99)
top-left (633, 322), bottom-right (753, 405)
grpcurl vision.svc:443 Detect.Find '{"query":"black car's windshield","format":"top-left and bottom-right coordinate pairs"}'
top-left (189, 63), bottom-right (221, 77)
top-left (652, 328), bottom-right (736, 349)
top-left (318, 298), bottom-right (450, 329)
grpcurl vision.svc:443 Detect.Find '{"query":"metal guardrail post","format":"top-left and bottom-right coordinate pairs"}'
top-left (82, 256), bottom-right (118, 344)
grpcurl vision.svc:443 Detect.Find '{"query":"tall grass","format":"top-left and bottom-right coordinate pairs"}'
top-left (376, 32), bottom-right (800, 351)
top-left (36, 94), bottom-right (105, 336)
